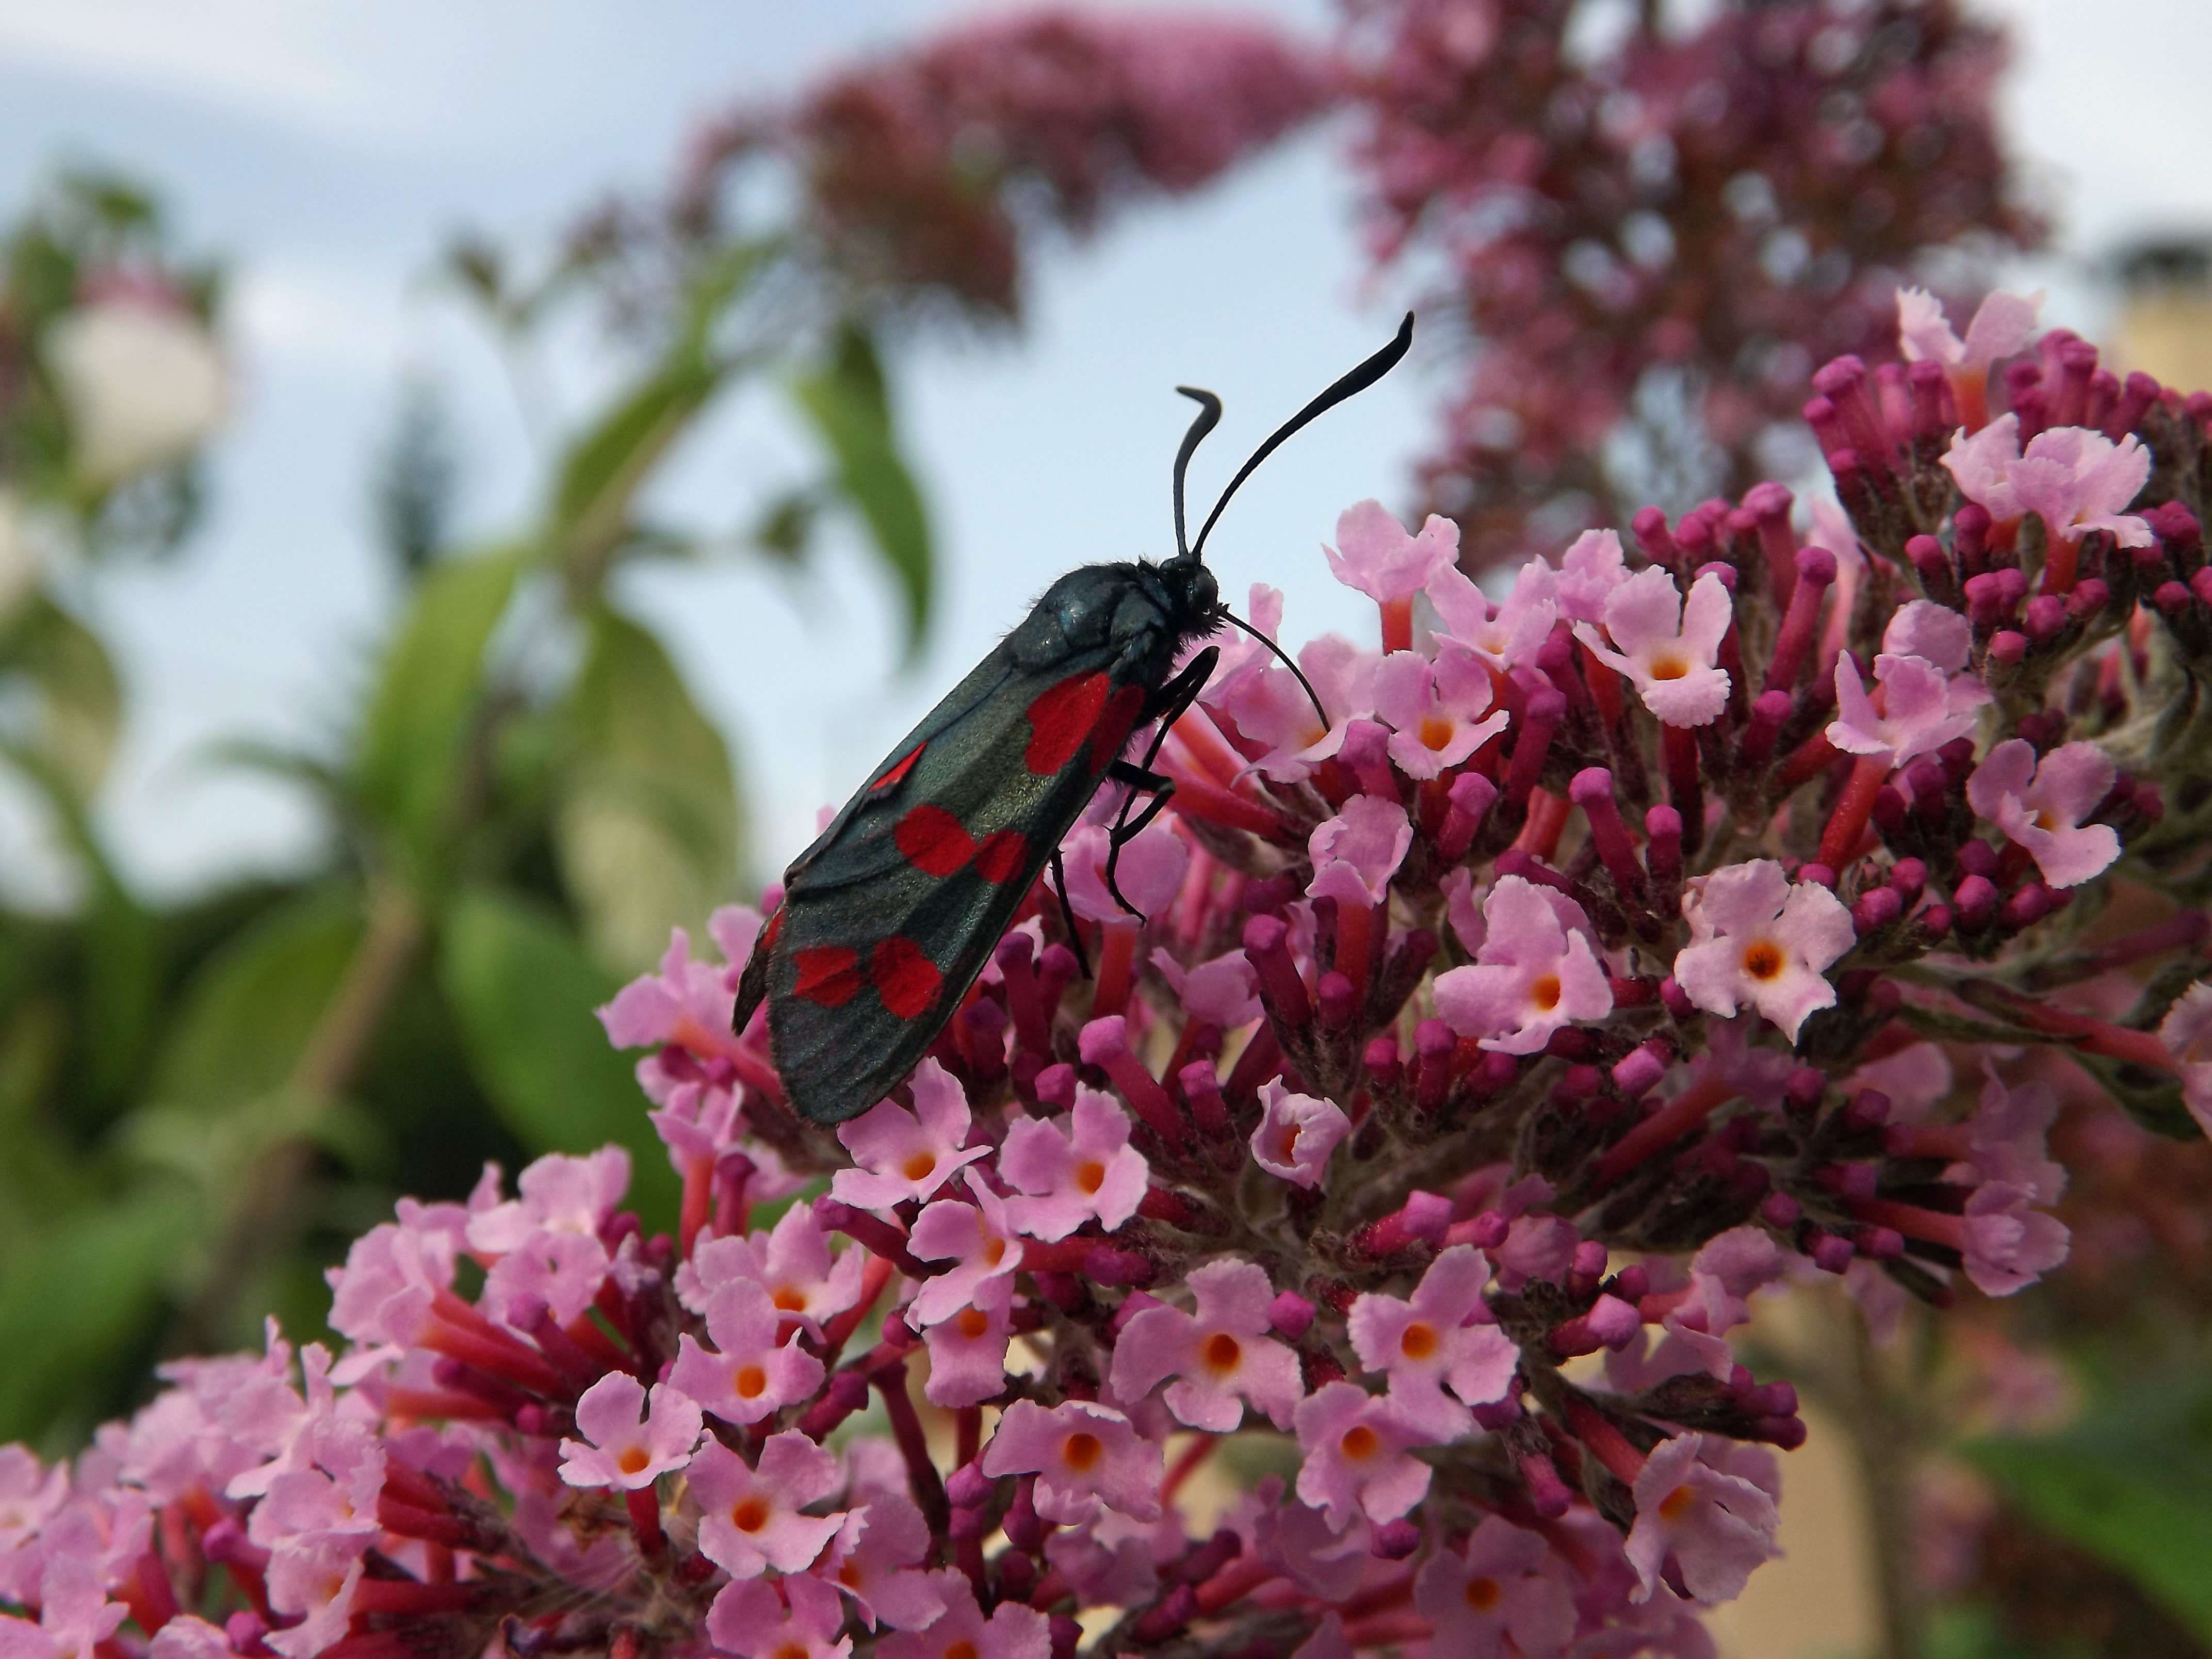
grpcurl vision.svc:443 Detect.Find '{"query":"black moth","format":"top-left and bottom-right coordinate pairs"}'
top-left (734, 315), bottom-right (1416, 1125)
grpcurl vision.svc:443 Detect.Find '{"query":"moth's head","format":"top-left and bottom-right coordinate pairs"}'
top-left (1163, 554), bottom-right (1219, 628)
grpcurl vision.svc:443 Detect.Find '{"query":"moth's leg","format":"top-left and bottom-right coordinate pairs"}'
top-left (1049, 845), bottom-right (1094, 980)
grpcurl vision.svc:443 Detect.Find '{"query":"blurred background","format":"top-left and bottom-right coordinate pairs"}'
top-left (3, 1), bottom-right (2211, 1653)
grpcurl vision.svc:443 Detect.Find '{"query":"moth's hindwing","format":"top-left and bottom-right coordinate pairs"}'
top-left (750, 633), bottom-right (1158, 1125)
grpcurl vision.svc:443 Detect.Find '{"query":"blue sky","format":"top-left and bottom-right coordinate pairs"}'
top-left (0, 0), bottom-right (2203, 900)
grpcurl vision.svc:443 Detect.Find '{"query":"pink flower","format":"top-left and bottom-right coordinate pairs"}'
top-left (999, 1087), bottom-right (1147, 1241)
top-left (1325, 499), bottom-right (1460, 603)
top-left (1428, 557), bottom-right (1559, 673)
top-left (1829, 651), bottom-right (1987, 769)
top-left (819, 1495), bottom-right (947, 1631)
top-left (1216, 635), bottom-right (1376, 782)
top-left (689, 1431), bottom-right (845, 1578)
top-left (1966, 740), bottom-right (2120, 889)
top-left (1250, 1081), bottom-right (1351, 1188)
top-left (263, 1536), bottom-right (365, 1659)
top-left (1573, 567), bottom-right (1733, 728)
top-left (1152, 950), bottom-right (1259, 1029)
top-left (1681, 1227), bottom-right (1786, 1336)
top-left (1412, 1514), bottom-right (1577, 1659)
top-left (678, 1199), bottom-right (868, 1333)
top-left (467, 1148), bottom-right (629, 1254)
top-left (147, 1619), bottom-right (234, 1659)
top-left (1551, 528), bottom-right (1631, 625)
top-left (596, 913), bottom-right (755, 1048)
top-left (1111, 1259), bottom-right (1305, 1431)
top-left (917, 1274), bottom-right (1016, 1408)
top-left (876, 1569), bottom-right (1051, 1659)
top-left (1056, 818), bottom-right (1189, 923)
top-left (1347, 1246), bottom-right (1517, 1439)
top-left (1369, 646), bottom-right (1511, 779)
top-left (907, 1178), bottom-right (1021, 1327)
top-left (668, 1278), bottom-right (825, 1426)
top-left (324, 1214), bottom-right (460, 1348)
top-left (1432, 876), bottom-right (1613, 1054)
top-left (1883, 599), bottom-right (1973, 671)
top-left (2160, 982), bottom-right (2212, 1137)
top-left (1673, 860), bottom-right (1856, 1040)
top-left (1961, 1183), bottom-right (2071, 1297)
top-left (0, 1558), bottom-right (126, 1659)
top-left (556, 1374), bottom-right (701, 1491)
top-left (1941, 412), bottom-right (2025, 518)
top-left (1896, 286), bottom-right (2041, 372)
top-left (1625, 1433), bottom-right (1781, 1604)
top-left (705, 1573), bottom-right (852, 1659)
top-left (981, 1400), bottom-right (1163, 1523)
top-left (2006, 426), bottom-right (2155, 549)
top-left (829, 1059), bottom-right (988, 1212)
top-left (1306, 794), bottom-right (1413, 909)
top-left (1292, 1382), bottom-right (1430, 1530)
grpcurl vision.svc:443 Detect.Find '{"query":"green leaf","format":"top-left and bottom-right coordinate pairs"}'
top-left (551, 352), bottom-right (720, 589)
top-left (438, 886), bottom-right (679, 1226)
top-left (1966, 1376), bottom-right (2212, 1640)
top-left (554, 606), bottom-right (743, 972)
top-left (0, 1183), bottom-right (199, 1446)
top-left (4, 596), bottom-right (122, 801)
top-left (354, 546), bottom-right (526, 884)
top-left (789, 323), bottom-right (933, 658)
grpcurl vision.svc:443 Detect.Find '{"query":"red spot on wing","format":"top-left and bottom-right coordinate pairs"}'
top-left (1086, 684), bottom-right (1148, 773)
top-left (871, 937), bottom-right (943, 1019)
top-left (758, 908), bottom-right (784, 954)
top-left (894, 804), bottom-right (978, 876)
top-left (972, 829), bottom-right (1029, 884)
top-left (1025, 672), bottom-right (1111, 775)
top-left (870, 742), bottom-right (925, 794)
top-left (792, 947), bottom-right (863, 1007)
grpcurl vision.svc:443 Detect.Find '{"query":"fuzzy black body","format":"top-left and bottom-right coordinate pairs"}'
top-left (733, 556), bottom-right (1224, 1124)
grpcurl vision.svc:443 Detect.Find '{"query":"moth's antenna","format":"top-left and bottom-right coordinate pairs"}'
top-left (1190, 312), bottom-right (1414, 563)
top-left (1223, 610), bottom-right (1328, 730)
top-left (1170, 388), bottom-right (1223, 563)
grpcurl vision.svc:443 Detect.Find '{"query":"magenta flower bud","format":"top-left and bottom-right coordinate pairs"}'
top-left (1179, 1061), bottom-right (1230, 1137)
top-left (798, 1369), bottom-right (870, 1440)
top-left (1006, 1478), bottom-right (1046, 1552)
top-left (1363, 1035), bottom-right (1402, 1092)
top-left (1920, 902), bottom-right (1955, 939)
top-left (1757, 1416), bottom-right (1811, 1451)
top-left (1744, 479), bottom-right (1798, 606)
top-left (1268, 1289), bottom-right (1316, 1340)
top-left (1645, 802), bottom-right (1684, 891)
top-left (1317, 970), bottom-right (1356, 1031)
top-left (1520, 1451), bottom-right (1574, 1519)
top-left (1797, 863), bottom-right (1837, 890)
top-left (1434, 769), bottom-right (1500, 864)
top-left (1808, 1231), bottom-right (1856, 1274)
top-left (1906, 531), bottom-right (1949, 588)
top-left (1611, 1040), bottom-right (1669, 1098)
top-left (1370, 1519), bottom-right (1422, 1561)
top-left (1085, 1246), bottom-right (1153, 1288)
top-left (1852, 887), bottom-right (1902, 934)
top-left (1762, 1192), bottom-right (1802, 1228)
top-left (1908, 357), bottom-right (1948, 442)
top-left (1762, 545), bottom-right (1839, 700)
top-left (1241, 912), bottom-right (1312, 1027)
top-left (1131, 1585), bottom-right (1199, 1645)
top-left (1962, 571), bottom-right (2007, 628)
top-left (1853, 1226), bottom-right (1906, 1261)
top-left (1632, 503), bottom-right (1678, 566)
top-left (1414, 1017), bottom-right (1455, 1113)
top-left (1036, 941), bottom-right (1080, 1015)
top-left (2157, 580), bottom-right (2193, 617)
top-left (1802, 395), bottom-right (1847, 458)
top-left (1814, 355), bottom-right (1894, 473)
top-left (1956, 837), bottom-right (1998, 878)
top-left (1447, 1209), bottom-right (1511, 1250)
top-left (1846, 1089), bottom-right (1891, 1132)
top-left (1570, 1239), bottom-right (1608, 1292)
top-left (2192, 568), bottom-right (2212, 608)
top-left (1570, 767), bottom-right (1645, 900)
top-left (1660, 975), bottom-right (1695, 1018)
top-left (998, 1551), bottom-right (1037, 1601)
top-left (945, 1461), bottom-right (994, 1509)
top-left (1954, 874), bottom-right (1999, 930)
top-left (2107, 369), bottom-right (2161, 439)
top-left (1890, 857), bottom-right (1927, 903)
top-left (2001, 883), bottom-right (2056, 930)
top-left (1504, 687), bottom-right (1567, 808)
top-left (2024, 594), bottom-right (2068, 640)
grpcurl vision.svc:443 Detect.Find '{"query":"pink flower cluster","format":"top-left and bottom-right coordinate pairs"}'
top-left (15, 286), bottom-right (2212, 1658)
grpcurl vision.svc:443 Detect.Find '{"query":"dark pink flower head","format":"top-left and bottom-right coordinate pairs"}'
top-left (1433, 876), bottom-right (1613, 1055)
top-left (1347, 1245), bottom-right (1518, 1440)
top-left (876, 1568), bottom-right (1051, 1659)
top-left (668, 1278), bottom-right (825, 1426)
top-left (1428, 558), bottom-right (1558, 674)
top-left (679, 1200), bottom-right (867, 1333)
top-left (704, 1572), bottom-right (851, 1659)
top-left (689, 1430), bottom-right (844, 1579)
top-left (556, 1375), bottom-right (702, 1492)
top-left (1966, 739), bottom-right (2120, 889)
top-left (1370, 646), bottom-right (1510, 779)
top-left (1000, 1087), bottom-right (1147, 1241)
top-left (1324, 498), bottom-right (1460, 604)
top-left (1574, 567), bottom-right (1733, 728)
top-left (981, 1399), bottom-right (1163, 1524)
top-left (1250, 1081), bottom-right (1351, 1189)
top-left (831, 1059), bottom-right (988, 1213)
top-left (1056, 819), bottom-right (1188, 924)
top-left (1307, 794), bottom-right (1412, 910)
top-left (819, 1493), bottom-right (946, 1632)
top-left (1673, 860), bottom-right (1855, 1040)
top-left (1625, 1433), bottom-right (1782, 1604)
top-left (1412, 1514), bottom-right (1577, 1659)
top-left (907, 1177), bottom-right (1021, 1327)
top-left (1292, 1382), bottom-right (1430, 1531)
top-left (1111, 1258), bottom-right (1305, 1432)
top-left (917, 1272), bottom-right (1015, 1408)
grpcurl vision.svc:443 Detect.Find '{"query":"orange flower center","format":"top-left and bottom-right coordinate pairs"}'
top-left (1400, 1322), bottom-right (1439, 1361)
top-left (732, 1497), bottom-right (769, 1533)
top-left (956, 1307), bottom-right (990, 1339)
top-left (735, 1365), bottom-right (767, 1399)
top-left (616, 1447), bottom-right (649, 1476)
top-left (1658, 1484), bottom-right (1698, 1522)
top-left (903, 1150), bottom-right (938, 1182)
top-left (1466, 1575), bottom-right (1502, 1612)
top-left (1340, 1424), bottom-right (1380, 1461)
top-left (984, 1237), bottom-right (1007, 1266)
top-left (1203, 1332), bottom-right (1243, 1372)
top-left (1075, 1159), bottom-right (1107, 1195)
top-left (1740, 940), bottom-right (1784, 980)
top-left (945, 1644), bottom-right (980, 1659)
top-left (1649, 653), bottom-right (1689, 681)
top-left (773, 1646), bottom-right (808, 1659)
top-left (1419, 714), bottom-right (1455, 751)
top-left (1530, 973), bottom-right (1562, 1012)
top-left (772, 1286), bottom-right (808, 1313)
top-left (1062, 1431), bottom-right (1103, 1471)
top-left (839, 1563), bottom-right (866, 1588)
top-left (1275, 1124), bottom-right (1302, 1162)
